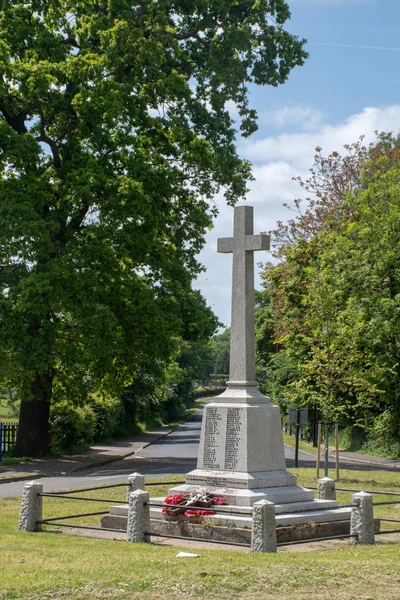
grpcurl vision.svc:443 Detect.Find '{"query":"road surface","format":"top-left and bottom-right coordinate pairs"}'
top-left (1, 408), bottom-right (398, 497)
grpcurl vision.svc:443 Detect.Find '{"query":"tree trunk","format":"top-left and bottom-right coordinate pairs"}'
top-left (14, 373), bottom-right (53, 457)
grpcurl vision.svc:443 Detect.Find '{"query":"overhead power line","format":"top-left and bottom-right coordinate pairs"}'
top-left (309, 42), bottom-right (400, 52)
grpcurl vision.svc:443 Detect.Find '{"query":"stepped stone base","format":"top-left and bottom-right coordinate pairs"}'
top-left (100, 514), bottom-right (380, 545)
top-left (185, 468), bottom-right (297, 489)
top-left (167, 483), bottom-right (314, 507)
top-left (105, 498), bottom-right (351, 529)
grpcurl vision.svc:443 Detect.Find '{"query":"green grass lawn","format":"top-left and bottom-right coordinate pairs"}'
top-left (1, 471), bottom-right (400, 599)
top-left (0, 401), bottom-right (17, 422)
top-left (283, 431), bottom-right (319, 455)
top-left (283, 426), bottom-right (400, 462)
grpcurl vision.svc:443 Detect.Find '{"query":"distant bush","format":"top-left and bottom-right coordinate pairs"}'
top-left (49, 371), bottom-right (219, 454)
top-left (89, 395), bottom-right (126, 441)
top-left (336, 419), bottom-right (400, 460)
top-left (194, 386), bottom-right (226, 399)
top-left (364, 411), bottom-right (400, 459)
top-left (49, 392), bottom-right (146, 454)
top-left (209, 374), bottom-right (229, 381)
top-left (50, 403), bottom-right (95, 454)
top-left (337, 426), bottom-right (366, 452)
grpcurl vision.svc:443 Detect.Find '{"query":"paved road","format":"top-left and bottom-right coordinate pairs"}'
top-left (1, 415), bottom-right (203, 498)
top-left (1, 408), bottom-right (398, 498)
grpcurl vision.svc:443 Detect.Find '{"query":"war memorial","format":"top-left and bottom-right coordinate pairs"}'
top-left (101, 205), bottom-right (360, 546)
top-left (18, 205), bottom-right (378, 550)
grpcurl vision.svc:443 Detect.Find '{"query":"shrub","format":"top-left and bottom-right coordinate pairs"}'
top-left (337, 426), bottom-right (367, 452)
top-left (365, 411), bottom-right (400, 459)
top-left (50, 403), bottom-right (95, 454)
top-left (89, 395), bottom-right (126, 441)
top-left (194, 386), bottom-right (226, 399)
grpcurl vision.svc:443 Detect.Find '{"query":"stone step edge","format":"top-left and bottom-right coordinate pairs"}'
top-left (168, 483), bottom-right (314, 502)
top-left (169, 484), bottom-right (312, 494)
top-left (147, 506), bottom-right (352, 527)
top-left (168, 484), bottom-right (315, 502)
top-left (144, 497), bottom-right (339, 514)
top-left (104, 506), bottom-right (353, 528)
top-left (110, 498), bottom-right (337, 516)
top-left (147, 505), bottom-right (351, 518)
top-left (183, 471), bottom-right (297, 490)
top-left (101, 513), bottom-right (359, 544)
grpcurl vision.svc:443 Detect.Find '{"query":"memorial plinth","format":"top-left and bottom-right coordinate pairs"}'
top-left (169, 206), bottom-right (309, 506)
top-left (103, 205), bottom-right (349, 537)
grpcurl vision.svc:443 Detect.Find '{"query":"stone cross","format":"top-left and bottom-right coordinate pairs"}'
top-left (167, 204), bottom-right (302, 504)
top-left (217, 206), bottom-right (270, 387)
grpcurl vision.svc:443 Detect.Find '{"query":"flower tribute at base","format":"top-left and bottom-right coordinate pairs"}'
top-left (162, 491), bottom-right (227, 517)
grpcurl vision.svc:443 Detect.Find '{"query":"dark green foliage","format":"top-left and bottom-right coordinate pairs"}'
top-left (50, 402), bottom-right (95, 454)
top-left (257, 352), bottom-right (301, 412)
top-left (254, 286), bottom-right (301, 409)
top-left (0, 0), bottom-right (307, 455)
top-left (209, 329), bottom-right (231, 377)
top-left (163, 338), bottom-right (217, 420)
top-left (194, 386), bottom-right (226, 399)
top-left (259, 134), bottom-right (400, 457)
top-left (89, 395), bottom-right (127, 442)
top-left (50, 394), bottom-right (139, 453)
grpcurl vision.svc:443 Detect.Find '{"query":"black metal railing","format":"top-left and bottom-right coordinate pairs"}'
top-left (37, 482), bottom-right (129, 532)
top-left (35, 479), bottom-right (400, 549)
top-left (0, 422), bottom-right (18, 456)
top-left (145, 480), bottom-right (185, 486)
top-left (308, 486), bottom-right (400, 497)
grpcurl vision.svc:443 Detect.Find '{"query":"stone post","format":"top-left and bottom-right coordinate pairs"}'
top-left (350, 491), bottom-right (375, 545)
top-left (251, 499), bottom-right (277, 553)
top-left (18, 481), bottom-right (43, 532)
top-left (317, 477), bottom-right (336, 500)
top-left (126, 489), bottom-right (150, 543)
top-left (126, 472), bottom-right (145, 502)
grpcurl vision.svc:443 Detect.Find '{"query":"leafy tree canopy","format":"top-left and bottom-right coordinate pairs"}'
top-left (0, 0), bottom-right (307, 455)
top-left (261, 134), bottom-right (400, 454)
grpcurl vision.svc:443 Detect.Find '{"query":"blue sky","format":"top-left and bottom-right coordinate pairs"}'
top-left (196, 0), bottom-right (400, 328)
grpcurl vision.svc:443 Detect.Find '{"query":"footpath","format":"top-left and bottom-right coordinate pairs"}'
top-left (0, 425), bottom-right (175, 484)
top-left (1, 423), bottom-right (400, 485)
top-left (298, 445), bottom-right (400, 471)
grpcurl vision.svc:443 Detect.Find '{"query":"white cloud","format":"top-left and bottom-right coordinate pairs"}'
top-left (196, 104), bottom-right (400, 327)
top-left (240, 105), bottom-right (400, 169)
top-left (262, 105), bottom-right (325, 130)
top-left (225, 100), bottom-right (240, 121)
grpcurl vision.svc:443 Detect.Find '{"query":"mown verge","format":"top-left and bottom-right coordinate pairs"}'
top-left (1, 470), bottom-right (400, 599)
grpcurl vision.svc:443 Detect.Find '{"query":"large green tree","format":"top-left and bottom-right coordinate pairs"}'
top-left (262, 134), bottom-right (400, 453)
top-left (0, 1), bottom-right (307, 455)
